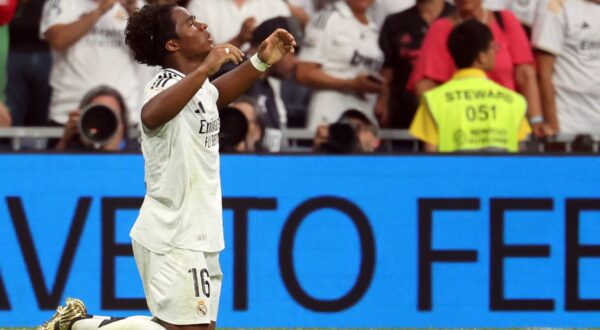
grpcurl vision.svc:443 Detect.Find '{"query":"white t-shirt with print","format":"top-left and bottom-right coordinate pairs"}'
top-left (532, 0), bottom-right (600, 134)
top-left (186, 0), bottom-right (291, 45)
top-left (40, 0), bottom-right (141, 126)
top-left (130, 68), bottom-right (224, 254)
top-left (299, 0), bottom-right (384, 131)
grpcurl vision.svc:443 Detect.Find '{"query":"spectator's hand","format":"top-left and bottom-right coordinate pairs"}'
top-left (201, 44), bottom-right (244, 75)
top-left (64, 110), bottom-right (81, 141)
top-left (0, 101), bottom-right (11, 127)
top-left (56, 109), bottom-right (81, 150)
top-left (257, 28), bottom-right (296, 65)
top-left (97, 0), bottom-right (118, 14)
top-left (351, 74), bottom-right (384, 94)
top-left (313, 124), bottom-right (329, 149)
top-left (374, 96), bottom-right (389, 127)
top-left (531, 122), bottom-right (555, 139)
top-left (233, 17), bottom-right (256, 46)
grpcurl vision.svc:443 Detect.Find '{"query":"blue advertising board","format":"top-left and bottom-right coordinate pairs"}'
top-left (1, 154), bottom-right (600, 327)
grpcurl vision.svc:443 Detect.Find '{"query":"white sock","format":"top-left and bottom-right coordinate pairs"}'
top-left (72, 315), bottom-right (166, 330)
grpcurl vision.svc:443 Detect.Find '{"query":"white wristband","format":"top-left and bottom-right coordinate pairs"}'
top-left (529, 115), bottom-right (544, 125)
top-left (250, 53), bottom-right (271, 72)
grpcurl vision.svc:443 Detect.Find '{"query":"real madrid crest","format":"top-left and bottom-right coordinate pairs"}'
top-left (197, 300), bottom-right (208, 316)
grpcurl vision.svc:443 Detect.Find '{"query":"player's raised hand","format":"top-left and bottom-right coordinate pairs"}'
top-left (201, 44), bottom-right (245, 75)
top-left (257, 28), bottom-right (296, 66)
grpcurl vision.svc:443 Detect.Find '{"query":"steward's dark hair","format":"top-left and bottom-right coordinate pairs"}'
top-left (447, 19), bottom-right (493, 69)
top-left (125, 4), bottom-right (178, 67)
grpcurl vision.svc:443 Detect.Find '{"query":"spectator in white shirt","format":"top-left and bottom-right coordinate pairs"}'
top-left (40, 0), bottom-right (143, 128)
top-left (532, 0), bottom-right (600, 134)
top-left (296, 0), bottom-right (385, 131)
top-left (186, 0), bottom-right (291, 48)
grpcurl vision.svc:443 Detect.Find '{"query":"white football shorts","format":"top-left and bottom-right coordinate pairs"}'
top-left (132, 240), bottom-right (222, 325)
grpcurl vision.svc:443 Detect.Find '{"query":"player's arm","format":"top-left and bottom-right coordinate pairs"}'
top-left (141, 44), bottom-right (244, 130)
top-left (44, 0), bottom-right (117, 52)
top-left (213, 28), bottom-right (296, 108)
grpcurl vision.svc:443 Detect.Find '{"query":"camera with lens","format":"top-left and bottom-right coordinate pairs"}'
top-left (218, 106), bottom-right (249, 152)
top-left (316, 109), bottom-right (380, 153)
top-left (77, 103), bottom-right (120, 148)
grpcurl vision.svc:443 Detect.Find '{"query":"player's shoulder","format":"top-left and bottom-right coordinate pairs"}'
top-left (147, 68), bottom-right (184, 91)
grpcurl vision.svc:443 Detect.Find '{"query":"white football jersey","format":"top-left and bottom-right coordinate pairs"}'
top-left (532, 0), bottom-right (600, 134)
top-left (299, 0), bottom-right (384, 130)
top-left (130, 68), bottom-right (224, 254)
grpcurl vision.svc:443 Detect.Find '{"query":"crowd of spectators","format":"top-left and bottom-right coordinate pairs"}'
top-left (0, 0), bottom-right (598, 153)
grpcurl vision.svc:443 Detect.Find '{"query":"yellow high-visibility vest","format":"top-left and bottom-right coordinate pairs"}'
top-left (423, 70), bottom-right (527, 152)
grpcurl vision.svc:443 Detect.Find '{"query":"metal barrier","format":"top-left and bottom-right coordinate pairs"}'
top-left (0, 126), bottom-right (598, 153)
top-left (280, 128), bottom-right (419, 152)
top-left (0, 127), bottom-right (63, 151)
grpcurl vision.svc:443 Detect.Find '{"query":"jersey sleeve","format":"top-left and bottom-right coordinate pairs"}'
top-left (141, 77), bottom-right (180, 135)
top-left (39, 0), bottom-right (79, 38)
top-left (298, 10), bottom-right (333, 64)
top-left (499, 10), bottom-right (534, 65)
top-left (407, 19), bottom-right (454, 89)
top-left (144, 76), bottom-right (178, 104)
top-left (531, 0), bottom-right (565, 55)
top-left (409, 100), bottom-right (439, 145)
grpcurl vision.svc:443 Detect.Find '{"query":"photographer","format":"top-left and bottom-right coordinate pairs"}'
top-left (219, 97), bottom-right (265, 153)
top-left (314, 109), bottom-right (381, 153)
top-left (55, 85), bottom-right (132, 151)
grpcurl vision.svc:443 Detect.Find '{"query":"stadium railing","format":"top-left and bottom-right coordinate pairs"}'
top-left (0, 127), bottom-right (598, 153)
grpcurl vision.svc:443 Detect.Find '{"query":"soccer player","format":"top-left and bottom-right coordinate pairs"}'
top-left (39, 3), bottom-right (295, 330)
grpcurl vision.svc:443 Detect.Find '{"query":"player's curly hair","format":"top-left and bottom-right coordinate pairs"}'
top-left (125, 4), bottom-right (178, 67)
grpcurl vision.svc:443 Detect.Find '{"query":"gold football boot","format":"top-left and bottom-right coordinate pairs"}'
top-left (38, 297), bottom-right (87, 330)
